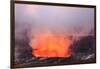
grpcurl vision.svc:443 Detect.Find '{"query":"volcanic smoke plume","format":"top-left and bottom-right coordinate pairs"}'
top-left (14, 4), bottom-right (95, 67)
top-left (30, 31), bottom-right (72, 57)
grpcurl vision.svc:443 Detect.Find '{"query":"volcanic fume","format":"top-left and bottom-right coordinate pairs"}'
top-left (30, 31), bottom-right (72, 57)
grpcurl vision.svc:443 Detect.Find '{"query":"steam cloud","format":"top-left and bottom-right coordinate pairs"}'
top-left (15, 4), bottom-right (94, 61)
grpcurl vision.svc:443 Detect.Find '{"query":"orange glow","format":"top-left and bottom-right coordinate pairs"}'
top-left (30, 31), bottom-right (72, 57)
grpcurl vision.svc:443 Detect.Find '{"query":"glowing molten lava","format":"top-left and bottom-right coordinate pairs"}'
top-left (30, 32), bottom-right (72, 57)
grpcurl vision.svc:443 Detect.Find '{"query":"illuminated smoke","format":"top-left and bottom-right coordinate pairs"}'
top-left (15, 4), bottom-right (94, 59)
top-left (30, 31), bottom-right (72, 57)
